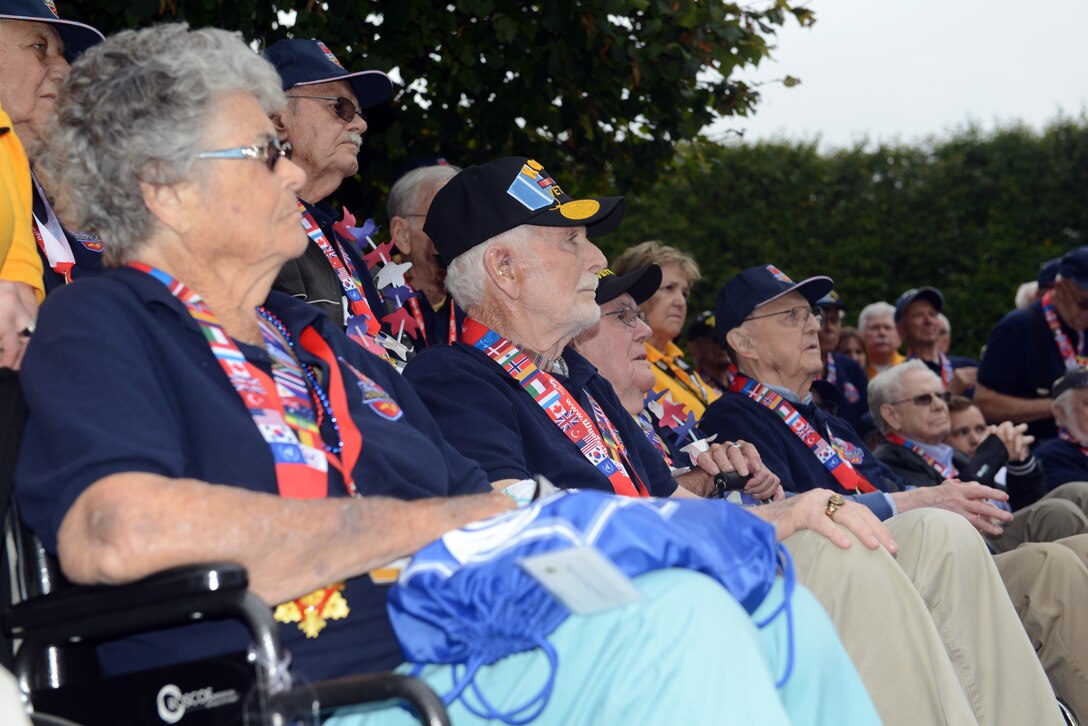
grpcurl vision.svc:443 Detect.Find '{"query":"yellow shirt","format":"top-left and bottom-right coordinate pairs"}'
top-left (645, 340), bottom-right (721, 420)
top-left (0, 104), bottom-right (43, 301)
top-left (866, 350), bottom-right (907, 380)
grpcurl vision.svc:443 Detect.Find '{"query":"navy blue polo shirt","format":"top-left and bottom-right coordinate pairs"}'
top-left (16, 267), bottom-right (489, 681)
top-left (698, 388), bottom-right (902, 520)
top-left (403, 342), bottom-right (678, 497)
top-left (978, 302), bottom-right (1068, 441)
top-left (1034, 437), bottom-right (1088, 491)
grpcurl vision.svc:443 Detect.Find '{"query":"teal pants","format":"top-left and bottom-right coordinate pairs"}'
top-left (328, 569), bottom-right (881, 725)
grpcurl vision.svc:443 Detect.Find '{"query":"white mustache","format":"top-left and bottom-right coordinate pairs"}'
top-left (342, 132), bottom-right (363, 150)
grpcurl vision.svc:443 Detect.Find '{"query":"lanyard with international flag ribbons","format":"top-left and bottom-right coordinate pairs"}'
top-left (298, 201), bottom-right (380, 337)
top-left (883, 433), bottom-right (958, 479)
top-left (462, 318), bottom-right (649, 497)
top-left (635, 411), bottom-right (674, 467)
top-left (129, 262), bottom-right (364, 498)
top-left (729, 372), bottom-right (878, 494)
top-left (405, 291), bottom-right (460, 346)
top-left (1041, 290), bottom-right (1087, 371)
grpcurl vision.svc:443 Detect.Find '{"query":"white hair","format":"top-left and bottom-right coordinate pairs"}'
top-left (858, 301), bottom-right (896, 332)
top-left (444, 224), bottom-right (536, 310)
top-left (936, 312), bottom-right (950, 334)
top-left (387, 164), bottom-right (461, 220)
top-left (1015, 281), bottom-right (1039, 310)
top-left (36, 24), bottom-right (285, 265)
top-left (868, 359), bottom-right (940, 434)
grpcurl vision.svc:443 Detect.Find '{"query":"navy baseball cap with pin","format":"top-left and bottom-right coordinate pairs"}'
top-left (894, 286), bottom-right (944, 322)
top-left (264, 38), bottom-right (393, 110)
top-left (0, 0), bottom-right (104, 62)
top-left (714, 264), bottom-right (833, 342)
top-left (595, 264), bottom-right (661, 305)
top-left (425, 156), bottom-right (625, 268)
top-left (1058, 246), bottom-right (1088, 290)
top-left (815, 289), bottom-right (845, 310)
top-left (686, 311), bottom-right (718, 343)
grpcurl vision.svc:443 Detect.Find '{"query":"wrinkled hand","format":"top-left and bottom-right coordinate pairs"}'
top-left (948, 366), bottom-right (979, 395)
top-left (989, 421), bottom-right (1033, 463)
top-left (694, 440), bottom-right (783, 501)
top-left (749, 489), bottom-right (897, 553)
top-left (909, 478), bottom-right (1012, 536)
top-left (0, 281), bottom-right (38, 371)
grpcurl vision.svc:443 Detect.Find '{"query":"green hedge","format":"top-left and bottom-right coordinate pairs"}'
top-left (600, 119), bottom-right (1088, 358)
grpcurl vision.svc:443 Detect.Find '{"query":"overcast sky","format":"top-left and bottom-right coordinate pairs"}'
top-left (705, 0), bottom-right (1088, 150)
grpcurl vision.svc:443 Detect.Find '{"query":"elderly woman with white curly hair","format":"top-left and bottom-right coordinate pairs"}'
top-left (11, 23), bottom-right (884, 726)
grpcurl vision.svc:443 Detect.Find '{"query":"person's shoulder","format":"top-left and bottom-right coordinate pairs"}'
top-left (1035, 436), bottom-right (1078, 459)
top-left (38, 267), bottom-right (167, 321)
top-left (989, 304), bottom-right (1040, 336)
top-left (404, 342), bottom-right (505, 391)
top-left (832, 352), bottom-right (867, 378)
top-left (948, 354), bottom-right (979, 368)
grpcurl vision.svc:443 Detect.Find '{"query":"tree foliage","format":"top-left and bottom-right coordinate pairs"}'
top-left (600, 119), bottom-right (1088, 359)
top-left (57, 0), bottom-right (813, 212)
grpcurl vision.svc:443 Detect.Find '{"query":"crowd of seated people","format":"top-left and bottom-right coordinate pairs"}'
top-left (2, 5), bottom-right (1088, 726)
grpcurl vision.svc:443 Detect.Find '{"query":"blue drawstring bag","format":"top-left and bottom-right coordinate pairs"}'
top-left (387, 490), bottom-right (793, 724)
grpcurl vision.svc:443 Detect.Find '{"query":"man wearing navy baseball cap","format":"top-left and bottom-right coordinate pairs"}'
top-left (977, 245), bottom-right (1088, 443)
top-left (894, 285), bottom-right (978, 396)
top-left (264, 38), bottom-right (393, 338)
top-left (0, 0), bottom-right (105, 359)
top-left (697, 262), bottom-right (1076, 722)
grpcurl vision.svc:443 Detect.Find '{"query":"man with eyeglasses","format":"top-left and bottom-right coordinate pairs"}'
top-left (386, 163), bottom-right (467, 347)
top-left (977, 246), bottom-right (1088, 443)
top-left (702, 263), bottom-right (1023, 528)
top-left (264, 39), bottom-right (390, 337)
top-left (698, 263), bottom-right (1088, 723)
top-left (870, 358), bottom-right (1088, 549)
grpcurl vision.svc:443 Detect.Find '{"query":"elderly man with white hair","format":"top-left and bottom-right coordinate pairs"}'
top-left (698, 262), bottom-right (1075, 725)
top-left (1036, 368), bottom-right (1088, 489)
top-left (405, 161), bottom-right (1074, 725)
top-left (871, 359), bottom-right (1088, 551)
top-left (858, 300), bottom-right (904, 379)
top-left (386, 163), bottom-right (465, 347)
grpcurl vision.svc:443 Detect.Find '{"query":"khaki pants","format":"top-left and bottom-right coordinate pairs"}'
top-left (786, 508), bottom-right (1063, 726)
top-left (990, 481), bottom-right (1088, 553)
top-left (995, 533), bottom-right (1088, 724)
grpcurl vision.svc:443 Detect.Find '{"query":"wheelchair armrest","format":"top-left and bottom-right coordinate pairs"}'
top-left (270, 673), bottom-right (450, 726)
top-left (5, 562), bottom-right (249, 644)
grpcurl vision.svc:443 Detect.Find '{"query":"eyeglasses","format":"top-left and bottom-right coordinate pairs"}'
top-left (744, 305), bottom-right (824, 328)
top-left (602, 306), bottom-right (649, 328)
top-left (890, 391), bottom-right (951, 407)
top-left (287, 95), bottom-right (366, 124)
top-left (196, 138), bottom-right (292, 172)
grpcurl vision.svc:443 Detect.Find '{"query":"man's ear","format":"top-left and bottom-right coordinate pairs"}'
top-left (880, 403), bottom-right (901, 433)
top-left (483, 244), bottom-right (520, 299)
top-left (1053, 400), bottom-right (1067, 428)
top-left (390, 216), bottom-right (412, 254)
top-left (726, 328), bottom-right (754, 361)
